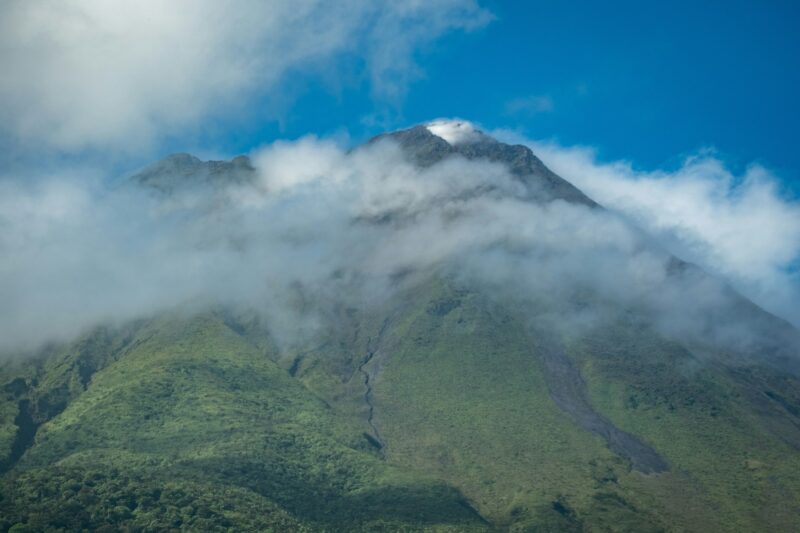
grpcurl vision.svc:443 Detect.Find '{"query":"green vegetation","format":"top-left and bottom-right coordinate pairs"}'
top-left (0, 313), bottom-right (486, 531)
top-left (571, 322), bottom-right (800, 531)
top-left (1, 280), bottom-right (799, 531)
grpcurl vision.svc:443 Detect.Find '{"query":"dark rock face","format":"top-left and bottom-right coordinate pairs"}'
top-left (133, 124), bottom-right (593, 207)
top-left (536, 337), bottom-right (669, 474)
top-left (373, 125), bottom-right (597, 206)
top-left (131, 152), bottom-right (256, 193)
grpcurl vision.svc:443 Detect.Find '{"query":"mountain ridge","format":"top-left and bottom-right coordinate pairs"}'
top-left (375, 124), bottom-right (597, 206)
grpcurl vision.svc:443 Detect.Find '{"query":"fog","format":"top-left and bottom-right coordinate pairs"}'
top-left (522, 139), bottom-right (800, 328)
top-left (1, 2), bottom-right (796, 364)
top-left (2, 130), bottom-right (796, 360)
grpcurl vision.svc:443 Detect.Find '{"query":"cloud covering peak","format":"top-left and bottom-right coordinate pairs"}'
top-left (521, 138), bottom-right (800, 327)
top-left (1, 132), bottom-right (796, 361)
top-left (426, 120), bottom-right (485, 145)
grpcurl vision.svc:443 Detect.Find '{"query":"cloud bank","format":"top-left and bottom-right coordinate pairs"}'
top-left (2, 132), bottom-right (795, 360)
top-left (521, 140), bottom-right (800, 327)
top-left (0, 0), bottom-right (491, 154)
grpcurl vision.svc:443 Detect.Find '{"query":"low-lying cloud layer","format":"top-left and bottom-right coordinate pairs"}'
top-left (2, 130), bottom-right (796, 358)
top-left (522, 139), bottom-right (800, 327)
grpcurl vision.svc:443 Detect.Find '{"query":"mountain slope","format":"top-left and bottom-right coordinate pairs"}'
top-left (291, 275), bottom-right (800, 531)
top-left (1, 124), bottom-right (799, 532)
top-left (372, 124), bottom-right (597, 206)
top-left (0, 313), bottom-right (486, 531)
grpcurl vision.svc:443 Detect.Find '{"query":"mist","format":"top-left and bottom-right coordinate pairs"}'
top-left (2, 130), bottom-right (796, 360)
top-left (521, 139), bottom-right (800, 328)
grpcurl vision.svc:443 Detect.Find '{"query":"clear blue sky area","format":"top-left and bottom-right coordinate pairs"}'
top-left (230, 0), bottom-right (799, 193)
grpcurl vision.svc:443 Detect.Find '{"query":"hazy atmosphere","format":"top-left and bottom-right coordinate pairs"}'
top-left (2, 0), bottom-right (798, 352)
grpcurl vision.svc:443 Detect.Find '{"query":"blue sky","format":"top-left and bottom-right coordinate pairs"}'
top-left (2, 0), bottom-right (798, 189)
top-left (237, 1), bottom-right (800, 193)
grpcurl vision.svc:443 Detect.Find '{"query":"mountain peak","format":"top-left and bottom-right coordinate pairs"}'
top-left (131, 153), bottom-right (255, 193)
top-left (376, 121), bottom-right (597, 206)
top-left (425, 119), bottom-right (493, 145)
top-left (162, 152), bottom-right (203, 166)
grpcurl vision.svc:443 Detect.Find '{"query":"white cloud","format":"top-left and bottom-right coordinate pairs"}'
top-left (2, 133), bottom-right (794, 356)
top-left (0, 0), bottom-right (491, 154)
top-left (426, 119), bottom-right (484, 145)
top-left (520, 139), bottom-right (800, 326)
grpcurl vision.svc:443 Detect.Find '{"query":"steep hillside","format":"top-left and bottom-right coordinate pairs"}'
top-left (286, 275), bottom-right (800, 531)
top-left (0, 313), bottom-right (486, 531)
top-left (1, 125), bottom-right (799, 532)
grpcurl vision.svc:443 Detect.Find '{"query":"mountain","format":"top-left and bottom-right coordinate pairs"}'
top-left (131, 152), bottom-right (256, 194)
top-left (373, 124), bottom-right (596, 206)
top-left (1, 123), bottom-right (800, 532)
